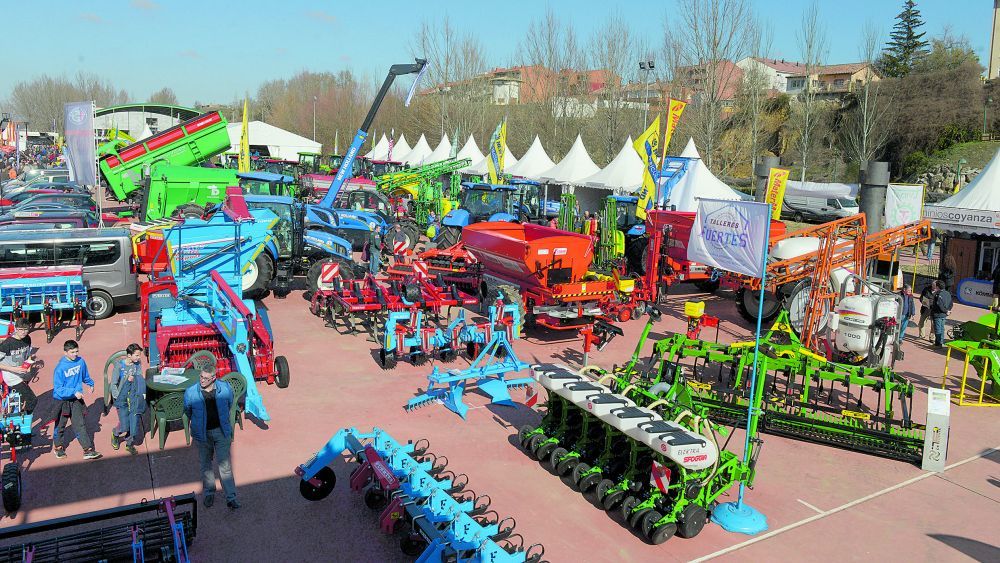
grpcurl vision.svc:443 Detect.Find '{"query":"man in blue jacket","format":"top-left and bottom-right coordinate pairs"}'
top-left (183, 362), bottom-right (239, 510)
top-left (52, 340), bottom-right (102, 460)
top-left (109, 343), bottom-right (147, 455)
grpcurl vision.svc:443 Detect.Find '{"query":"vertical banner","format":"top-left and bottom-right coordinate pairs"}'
top-left (885, 183), bottom-right (924, 228)
top-left (633, 116), bottom-right (661, 220)
top-left (387, 128), bottom-right (395, 161)
top-left (63, 101), bottom-right (96, 186)
top-left (686, 198), bottom-right (771, 278)
top-left (486, 119), bottom-right (506, 183)
top-left (659, 98), bottom-right (687, 163)
top-left (764, 168), bottom-right (790, 220)
top-left (238, 98), bottom-right (250, 173)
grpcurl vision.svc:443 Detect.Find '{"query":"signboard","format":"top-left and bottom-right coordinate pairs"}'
top-left (686, 199), bottom-right (771, 278)
top-left (923, 205), bottom-right (1000, 233)
top-left (63, 101), bottom-right (96, 186)
top-left (885, 183), bottom-right (924, 228)
top-left (764, 168), bottom-right (790, 220)
top-left (921, 387), bottom-right (951, 472)
top-left (955, 277), bottom-right (994, 309)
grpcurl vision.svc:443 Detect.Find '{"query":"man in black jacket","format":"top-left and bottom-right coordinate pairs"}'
top-left (931, 280), bottom-right (952, 347)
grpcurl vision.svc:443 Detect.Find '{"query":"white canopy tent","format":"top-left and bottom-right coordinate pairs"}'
top-left (455, 135), bottom-right (485, 164)
top-left (463, 143), bottom-right (519, 175)
top-left (535, 135), bottom-right (600, 184)
top-left (660, 138), bottom-right (746, 211)
top-left (399, 134), bottom-right (433, 166)
top-left (365, 134), bottom-right (390, 160)
top-left (386, 134), bottom-right (410, 162)
top-left (579, 136), bottom-right (643, 193)
top-left (424, 134), bottom-right (452, 163)
top-left (507, 136), bottom-right (556, 179)
top-left (226, 121), bottom-right (321, 161)
top-left (925, 148), bottom-right (1000, 236)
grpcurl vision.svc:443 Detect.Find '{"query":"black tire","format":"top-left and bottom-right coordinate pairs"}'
top-left (400, 536), bottom-right (426, 557)
top-left (736, 287), bottom-right (782, 324)
top-left (242, 253), bottom-right (274, 299)
top-left (570, 462), bottom-right (589, 487)
top-left (307, 258), bottom-right (354, 294)
top-left (364, 487), bottom-right (387, 510)
top-left (595, 479), bottom-right (615, 503)
top-left (557, 454), bottom-right (579, 477)
top-left (85, 289), bottom-right (114, 320)
top-left (401, 222), bottom-right (421, 250)
top-left (274, 356), bottom-right (290, 389)
top-left (792, 212), bottom-right (804, 223)
top-left (378, 348), bottom-right (397, 371)
top-left (518, 425), bottom-right (536, 449)
top-left (534, 441), bottom-right (556, 462)
top-left (649, 521), bottom-right (678, 545)
top-left (578, 470), bottom-right (600, 493)
top-left (602, 489), bottom-right (625, 511)
top-left (620, 496), bottom-right (639, 522)
top-left (525, 434), bottom-right (544, 459)
top-left (437, 226), bottom-right (461, 248)
top-left (299, 466), bottom-right (336, 501)
top-left (173, 203), bottom-right (205, 219)
top-left (2, 463), bottom-right (21, 513)
top-left (639, 510), bottom-right (662, 538)
top-left (547, 447), bottom-right (567, 472)
top-left (677, 504), bottom-right (708, 538)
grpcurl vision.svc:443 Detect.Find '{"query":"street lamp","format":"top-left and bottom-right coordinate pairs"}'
top-left (956, 158), bottom-right (968, 193)
top-left (639, 60), bottom-right (655, 128)
top-left (312, 95), bottom-right (317, 141)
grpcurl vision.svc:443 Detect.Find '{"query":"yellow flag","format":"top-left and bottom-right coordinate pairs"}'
top-left (486, 119), bottom-right (506, 183)
top-left (764, 168), bottom-right (790, 220)
top-left (660, 98), bottom-right (687, 163)
top-left (633, 116), bottom-right (661, 221)
top-left (238, 98), bottom-right (250, 173)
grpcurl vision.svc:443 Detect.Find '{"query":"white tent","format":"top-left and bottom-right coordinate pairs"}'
top-left (365, 134), bottom-right (390, 160)
top-left (925, 148), bottom-right (1000, 236)
top-left (424, 134), bottom-right (452, 163)
top-left (387, 134), bottom-right (410, 162)
top-left (463, 143), bottom-right (519, 175)
top-left (507, 136), bottom-right (556, 179)
top-left (226, 121), bottom-right (321, 161)
top-left (455, 135), bottom-right (484, 164)
top-left (580, 137), bottom-right (643, 192)
top-left (399, 134), bottom-right (433, 166)
top-left (536, 135), bottom-right (600, 184)
top-left (661, 138), bottom-right (746, 211)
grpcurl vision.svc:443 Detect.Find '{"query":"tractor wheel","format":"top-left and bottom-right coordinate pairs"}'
top-left (274, 356), bottom-right (290, 389)
top-left (85, 289), bottom-right (114, 321)
top-left (547, 447), bottom-right (568, 472)
top-left (172, 203), bottom-right (205, 219)
top-left (307, 258), bottom-right (355, 295)
top-left (524, 434), bottom-right (545, 459)
top-left (639, 510), bottom-right (663, 538)
top-left (400, 536), bottom-right (427, 557)
top-left (2, 463), bottom-right (22, 513)
top-left (595, 479), bottom-right (615, 503)
top-left (677, 504), bottom-right (708, 538)
top-left (620, 496), bottom-right (639, 522)
top-left (364, 487), bottom-right (388, 510)
top-left (437, 227), bottom-right (461, 249)
top-left (242, 253), bottom-right (274, 300)
top-left (736, 287), bottom-right (782, 324)
top-left (534, 441), bottom-right (557, 463)
top-left (649, 521), bottom-right (678, 545)
top-left (518, 425), bottom-right (536, 449)
top-left (299, 466), bottom-right (336, 501)
top-left (602, 489), bottom-right (625, 511)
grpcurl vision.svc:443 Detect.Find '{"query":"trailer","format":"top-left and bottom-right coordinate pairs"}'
top-left (0, 266), bottom-right (87, 342)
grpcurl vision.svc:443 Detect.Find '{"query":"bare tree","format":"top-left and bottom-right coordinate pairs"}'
top-left (840, 22), bottom-right (892, 165)
top-left (792, 1), bottom-right (828, 181)
top-left (148, 87), bottom-right (178, 105)
top-left (740, 18), bottom-right (774, 169)
top-left (8, 72), bottom-right (128, 131)
top-left (589, 12), bottom-right (635, 165)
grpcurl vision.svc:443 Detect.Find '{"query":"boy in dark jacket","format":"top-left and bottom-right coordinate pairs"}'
top-left (0, 319), bottom-right (38, 414)
top-left (898, 284), bottom-right (915, 345)
top-left (52, 340), bottom-right (101, 460)
top-left (931, 280), bottom-right (953, 347)
top-left (110, 343), bottom-right (146, 455)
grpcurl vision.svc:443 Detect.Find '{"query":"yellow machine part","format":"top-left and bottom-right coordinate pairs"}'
top-left (685, 301), bottom-right (705, 319)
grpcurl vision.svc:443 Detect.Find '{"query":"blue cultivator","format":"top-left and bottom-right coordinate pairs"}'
top-left (406, 301), bottom-right (532, 419)
top-left (295, 427), bottom-right (546, 563)
top-left (0, 266), bottom-right (87, 343)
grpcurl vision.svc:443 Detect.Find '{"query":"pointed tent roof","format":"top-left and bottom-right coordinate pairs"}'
top-left (424, 134), bottom-right (452, 163)
top-left (365, 134), bottom-right (390, 160)
top-left (387, 134), bottom-right (410, 162)
top-left (926, 147), bottom-right (1000, 235)
top-left (580, 137), bottom-right (643, 192)
top-left (660, 138), bottom-right (746, 211)
top-left (400, 134), bottom-right (433, 166)
top-left (507, 136), bottom-right (556, 179)
top-left (226, 120), bottom-right (321, 161)
top-left (536, 135), bottom-right (600, 184)
top-left (463, 143), bottom-right (519, 175)
top-left (455, 135), bottom-right (484, 164)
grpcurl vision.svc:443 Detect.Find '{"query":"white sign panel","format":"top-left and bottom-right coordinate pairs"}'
top-left (686, 199), bottom-right (771, 278)
top-left (955, 278), bottom-right (994, 309)
top-left (885, 184), bottom-right (924, 228)
top-left (923, 205), bottom-right (1000, 232)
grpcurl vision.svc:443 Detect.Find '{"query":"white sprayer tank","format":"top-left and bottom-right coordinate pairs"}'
top-left (833, 295), bottom-right (899, 354)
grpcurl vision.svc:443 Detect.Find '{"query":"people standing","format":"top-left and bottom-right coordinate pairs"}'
top-left (991, 263), bottom-right (1000, 310)
top-left (931, 280), bottom-right (953, 348)
top-left (184, 363), bottom-right (239, 510)
top-left (0, 319), bottom-right (38, 414)
top-left (898, 284), bottom-right (915, 346)
top-left (109, 343), bottom-right (146, 455)
top-left (918, 283), bottom-right (934, 340)
top-left (938, 254), bottom-right (957, 293)
top-left (52, 340), bottom-right (102, 460)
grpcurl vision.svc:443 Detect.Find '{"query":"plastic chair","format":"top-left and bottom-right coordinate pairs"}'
top-left (221, 373), bottom-right (247, 433)
top-left (101, 350), bottom-right (127, 416)
top-left (149, 392), bottom-right (190, 450)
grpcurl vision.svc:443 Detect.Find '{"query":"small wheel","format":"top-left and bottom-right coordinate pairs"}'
top-left (578, 470), bottom-right (601, 493)
top-left (524, 434), bottom-right (544, 459)
top-left (400, 536), bottom-right (426, 557)
top-left (364, 486), bottom-right (388, 510)
top-left (640, 510), bottom-right (663, 537)
top-left (299, 466), bottom-right (336, 501)
top-left (677, 504), bottom-right (708, 538)
top-left (534, 441), bottom-right (557, 464)
top-left (595, 479), bottom-right (615, 503)
top-left (547, 447), bottom-right (568, 471)
top-left (602, 489), bottom-right (625, 511)
top-left (629, 507), bottom-right (652, 529)
top-left (518, 425), bottom-right (536, 448)
top-left (556, 455), bottom-right (579, 477)
top-left (649, 521), bottom-right (678, 545)
top-left (619, 495), bottom-right (638, 522)
top-left (274, 356), bottom-right (290, 388)
top-left (2, 464), bottom-right (22, 513)
top-left (570, 462), bottom-right (589, 486)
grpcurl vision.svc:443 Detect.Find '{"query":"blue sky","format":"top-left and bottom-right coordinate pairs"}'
top-left (2, 0), bottom-right (993, 106)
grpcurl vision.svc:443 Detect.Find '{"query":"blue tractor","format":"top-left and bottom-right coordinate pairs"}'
top-left (435, 180), bottom-right (559, 248)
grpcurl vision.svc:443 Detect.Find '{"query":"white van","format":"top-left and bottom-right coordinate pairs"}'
top-left (782, 195), bottom-right (859, 223)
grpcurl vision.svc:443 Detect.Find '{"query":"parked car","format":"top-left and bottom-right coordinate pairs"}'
top-left (2, 192), bottom-right (96, 213)
top-left (0, 188), bottom-right (66, 207)
top-left (1, 180), bottom-right (85, 198)
top-left (781, 195), bottom-right (860, 223)
top-left (0, 169), bottom-right (71, 189)
top-left (0, 209), bottom-right (101, 229)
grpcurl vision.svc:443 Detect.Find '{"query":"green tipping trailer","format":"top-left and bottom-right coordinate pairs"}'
top-left (142, 165), bottom-right (239, 220)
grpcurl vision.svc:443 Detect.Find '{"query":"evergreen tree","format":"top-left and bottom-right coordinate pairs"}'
top-left (879, 0), bottom-right (929, 77)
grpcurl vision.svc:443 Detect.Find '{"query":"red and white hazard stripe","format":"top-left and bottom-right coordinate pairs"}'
top-left (650, 460), bottom-right (671, 494)
top-left (412, 260), bottom-right (429, 279)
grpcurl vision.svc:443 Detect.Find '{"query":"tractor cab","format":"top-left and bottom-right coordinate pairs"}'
top-left (297, 152), bottom-right (323, 175)
top-left (610, 196), bottom-right (645, 236)
top-left (457, 183), bottom-right (518, 223)
top-left (337, 188), bottom-right (394, 222)
top-left (509, 178), bottom-right (543, 223)
top-left (238, 171), bottom-right (296, 198)
top-left (239, 195), bottom-right (303, 260)
top-left (369, 159), bottom-right (405, 178)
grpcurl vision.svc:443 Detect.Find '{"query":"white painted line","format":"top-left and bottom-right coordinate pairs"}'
top-left (690, 446), bottom-right (1000, 562)
top-left (796, 499), bottom-right (824, 514)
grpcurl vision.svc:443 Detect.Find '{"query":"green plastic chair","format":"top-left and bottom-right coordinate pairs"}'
top-left (102, 350), bottom-right (127, 416)
top-left (222, 373), bottom-right (247, 433)
top-left (149, 392), bottom-right (190, 450)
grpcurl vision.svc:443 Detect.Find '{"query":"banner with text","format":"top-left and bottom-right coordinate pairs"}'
top-left (63, 101), bottom-right (96, 186)
top-left (687, 198), bottom-right (771, 278)
top-left (885, 183), bottom-right (924, 228)
top-left (633, 115), bottom-right (661, 220)
top-left (486, 119), bottom-right (507, 184)
top-left (764, 168), bottom-right (790, 220)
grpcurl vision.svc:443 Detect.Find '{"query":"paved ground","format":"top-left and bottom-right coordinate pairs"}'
top-left (2, 283), bottom-right (998, 562)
